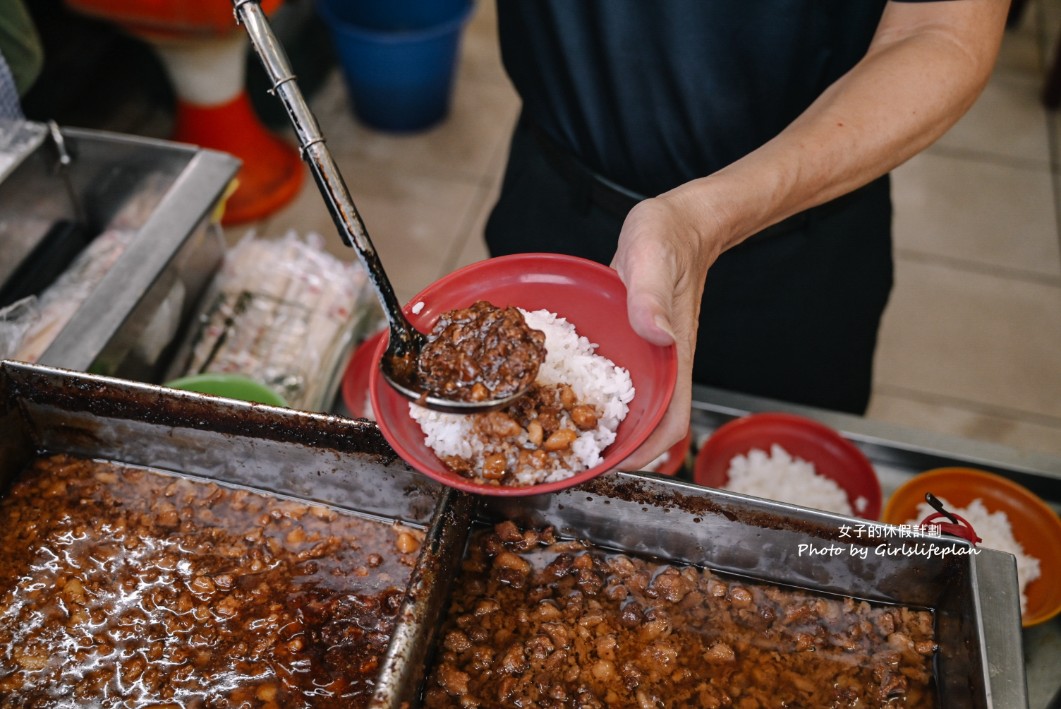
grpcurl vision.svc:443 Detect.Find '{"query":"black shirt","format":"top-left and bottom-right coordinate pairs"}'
top-left (497, 0), bottom-right (935, 197)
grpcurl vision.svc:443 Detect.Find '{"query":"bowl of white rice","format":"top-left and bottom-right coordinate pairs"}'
top-left (368, 254), bottom-right (677, 496)
top-left (883, 467), bottom-right (1061, 627)
top-left (693, 413), bottom-right (881, 520)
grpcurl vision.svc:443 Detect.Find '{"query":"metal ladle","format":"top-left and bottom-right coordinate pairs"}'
top-left (232, 0), bottom-right (528, 413)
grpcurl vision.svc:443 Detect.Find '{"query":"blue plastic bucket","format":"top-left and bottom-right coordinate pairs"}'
top-left (317, 0), bottom-right (473, 132)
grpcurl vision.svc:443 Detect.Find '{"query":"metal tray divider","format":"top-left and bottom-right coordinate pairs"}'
top-left (371, 490), bottom-right (477, 709)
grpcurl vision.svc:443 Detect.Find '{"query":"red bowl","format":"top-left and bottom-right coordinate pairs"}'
top-left (694, 412), bottom-right (881, 520)
top-left (883, 467), bottom-right (1061, 627)
top-left (648, 429), bottom-right (693, 477)
top-left (369, 254), bottom-right (677, 496)
top-left (341, 330), bottom-right (385, 419)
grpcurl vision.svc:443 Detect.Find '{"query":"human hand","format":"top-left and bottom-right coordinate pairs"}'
top-left (610, 193), bottom-right (720, 472)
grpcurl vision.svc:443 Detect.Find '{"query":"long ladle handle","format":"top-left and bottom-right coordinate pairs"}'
top-left (232, 0), bottom-right (421, 357)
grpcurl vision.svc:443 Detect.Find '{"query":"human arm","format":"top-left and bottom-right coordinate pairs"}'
top-left (612, 0), bottom-right (1009, 472)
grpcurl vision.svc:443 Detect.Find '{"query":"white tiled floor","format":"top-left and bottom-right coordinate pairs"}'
top-left (228, 0), bottom-right (512, 288)
top-left (869, 0), bottom-right (1061, 456)
top-left (216, 1), bottom-right (1061, 457)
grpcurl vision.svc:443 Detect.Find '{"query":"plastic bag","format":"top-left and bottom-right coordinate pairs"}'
top-left (176, 230), bottom-right (379, 410)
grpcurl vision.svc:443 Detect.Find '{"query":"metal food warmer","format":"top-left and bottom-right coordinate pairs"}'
top-left (4, 360), bottom-right (1057, 707)
top-left (0, 119), bottom-right (238, 383)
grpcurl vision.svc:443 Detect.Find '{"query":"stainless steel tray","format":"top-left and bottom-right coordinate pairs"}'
top-left (0, 124), bottom-right (239, 382)
top-left (0, 120), bottom-right (46, 194)
top-left (0, 359), bottom-right (458, 707)
top-left (372, 381), bottom-right (1053, 708)
top-left (375, 475), bottom-right (1024, 708)
top-left (0, 362), bottom-right (1035, 708)
top-left (374, 382), bottom-right (1060, 707)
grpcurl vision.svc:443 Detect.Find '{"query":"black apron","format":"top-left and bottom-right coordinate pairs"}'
top-left (485, 115), bottom-right (893, 414)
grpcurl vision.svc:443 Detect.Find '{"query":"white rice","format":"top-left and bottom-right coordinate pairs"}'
top-left (905, 497), bottom-right (1041, 614)
top-left (409, 308), bottom-right (635, 485)
top-left (724, 444), bottom-right (864, 516)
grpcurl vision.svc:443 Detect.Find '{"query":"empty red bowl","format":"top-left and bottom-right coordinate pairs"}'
top-left (694, 412), bottom-right (881, 520)
top-left (369, 253), bottom-right (677, 496)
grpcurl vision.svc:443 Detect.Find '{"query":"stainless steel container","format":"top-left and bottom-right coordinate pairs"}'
top-left (0, 359), bottom-right (465, 705)
top-left (0, 361), bottom-right (1027, 708)
top-left (0, 123), bottom-right (239, 382)
top-left (378, 476), bottom-right (1025, 708)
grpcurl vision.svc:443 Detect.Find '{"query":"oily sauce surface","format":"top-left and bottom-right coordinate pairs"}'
top-left (424, 523), bottom-right (938, 708)
top-left (0, 454), bottom-right (423, 708)
top-left (418, 301), bottom-right (546, 402)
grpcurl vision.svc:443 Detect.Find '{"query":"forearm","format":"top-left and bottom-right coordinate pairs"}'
top-left (663, 0), bottom-right (1008, 255)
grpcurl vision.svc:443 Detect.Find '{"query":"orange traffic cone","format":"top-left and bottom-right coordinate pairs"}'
top-left (63, 0), bottom-right (302, 225)
top-left (151, 32), bottom-right (302, 224)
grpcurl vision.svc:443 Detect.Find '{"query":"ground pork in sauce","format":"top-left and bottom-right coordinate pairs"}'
top-left (440, 382), bottom-right (601, 485)
top-left (418, 301), bottom-right (546, 402)
top-left (423, 522), bottom-right (938, 708)
top-left (0, 454), bottom-right (423, 708)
